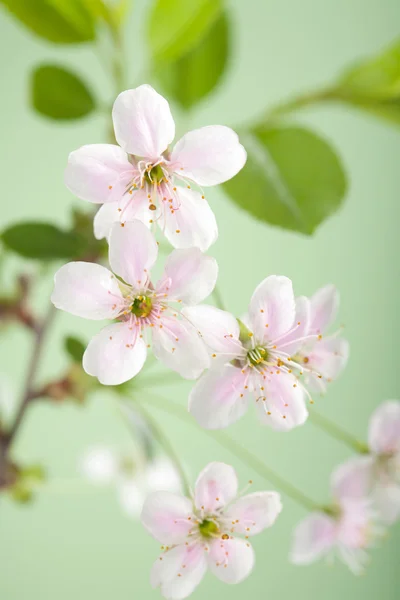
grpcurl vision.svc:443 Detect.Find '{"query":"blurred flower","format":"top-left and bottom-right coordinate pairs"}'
top-left (0, 375), bottom-right (14, 426)
top-left (290, 460), bottom-right (384, 574)
top-left (141, 462), bottom-right (281, 599)
top-left (65, 84), bottom-right (246, 251)
top-left (80, 446), bottom-right (181, 518)
top-left (51, 220), bottom-right (215, 385)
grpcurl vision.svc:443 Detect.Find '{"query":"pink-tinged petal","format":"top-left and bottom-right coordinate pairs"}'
top-left (249, 276), bottom-right (295, 343)
top-left (51, 262), bottom-right (124, 320)
top-left (108, 220), bottom-right (158, 287)
top-left (374, 483), bottom-right (400, 525)
top-left (368, 400), bottom-right (400, 455)
top-left (225, 491), bottom-right (282, 536)
top-left (208, 537), bottom-right (254, 584)
top-left (112, 85), bottom-right (175, 159)
top-left (82, 322), bottom-right (146, 385)
top-left (159, 248), bottom-right (218, 305)
top-left (255, 373), bottom-right (308, 431)
top-left (65, 144), bottom-right (132, 204)
top-left (80, 447), bottom-right (118, 484)
top-left (194, 462), bottom-right (238, 513)
top-left (189, 366), bottom-right (251, 430)
top-left (117, 480), bottom-right (144, 517)
top-left (305, 336), bottom-right (349, 382)
top-left (93, 189), bottom-right (153, 240)
top-left (309, 284), bottom-right (339, 335)
top-left (152, 316), bottom-right (209, 380)
top-left (182, 305), bottom-right (245, 362)
top-left (161, 188), bottom-right (218, 251)
top-left (171, 125), bottom-right (247, 186)
top-left (277, 296), bottom-right (310, 355)
top-left (290, 513), bottom-right (336, 564)
top-left (141, 491), bottom-right (194, 545)
top-left (330, 456), bottom-right (374, 502)
top-left (336, 500), bottom-right (373, 550)
top-left (151, 544), bottom-right (207, 600)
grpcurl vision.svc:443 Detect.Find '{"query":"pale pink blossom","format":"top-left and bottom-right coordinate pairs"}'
top-left (65, 84), bottom-right (246, 251)
top-left (290, 460), bottom-right (383, 574)
top-left (141, 462), bottom-right (282, 599)
top-left (51, 220), bottom-right (216, 385)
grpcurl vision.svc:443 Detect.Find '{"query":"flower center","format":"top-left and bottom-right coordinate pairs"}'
top-left (247, 346), bottom-right (269, 366)
top-left (144, 164), bottom-right (165, 185)
top-left (119, 456), bottom-right (136, 476)
top-left (198, 519), bottom-right (219, 538)
top-left (131, 295), bottom-right (153, 318)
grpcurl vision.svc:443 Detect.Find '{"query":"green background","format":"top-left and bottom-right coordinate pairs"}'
top-left (1, 0), bottom-right (399, 598)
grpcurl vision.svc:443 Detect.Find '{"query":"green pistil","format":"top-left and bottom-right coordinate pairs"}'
top-left (144, 164), bottom-right (164, 184)
top-left (199, 519), bottom-right (219, 538)
top-left (131, 296), bottom-right (153, 318)
top-left (247, 346), bottom-right (269, 366)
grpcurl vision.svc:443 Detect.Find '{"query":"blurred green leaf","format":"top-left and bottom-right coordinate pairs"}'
top-left (148, 0), bottom-right (223, 62)
top-left (154, 12), bottom-right (229, 109)
top-left (31, 65), bottom-right (95, 120)
top-left (0, 0), bottom-right (95, 44)
top-left (1, 223), bottom-right (86, 261)
top-left (223, 126), bottom-right (347, 235)
top-left (82, 0), bottom-right (130, 27)
top-left (65, 336), bottom-right (86, 363)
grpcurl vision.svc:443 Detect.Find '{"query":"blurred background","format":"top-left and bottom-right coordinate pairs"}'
top-left (0, 0), bottom-right (399, 598)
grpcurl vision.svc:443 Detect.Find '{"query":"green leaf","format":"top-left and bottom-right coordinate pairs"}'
top-left (154, 12), bottom-right (229, 109)
top-left (223, 126), bottom-right (347, 235)
top-left (31, 65), bottom-right (95, 120)
top-left (1, 222), bottom-right (86, 261)
top-left (148, 0), bottom-right (223, 63)
top-left (65, 336), bottom-right (86, 363)
top-left (0, 0), bottom-right (95, 44)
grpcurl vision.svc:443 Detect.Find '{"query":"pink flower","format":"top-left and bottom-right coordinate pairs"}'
top-left (141, 462), bottom-right (282, 599)
top-left (183, 275), bottom-right (313, 431)
top-left (65, 84), bottom-right (246, 251)
top-left (290, 460), bottom-right (383, 574)
top-left (51, 220), bottom-right (217, 385)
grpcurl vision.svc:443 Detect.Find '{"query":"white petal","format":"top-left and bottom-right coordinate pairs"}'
top-left (152, 316), bottom-right (209, 379)
top-left (171, 125), bottom-right (247, 186)
top-left (309, 284), bottom-right (339, 334)
top-left (112, 85), bottom-right (175, 158)
top-left (159, 247), bottom-right (218, 305)
top-left (108, 220), bottom-right (158, 287)
top-left (189, 365), bottom-right (251, 430)
top-left (141, 491), bottom-right (194, 545)
top-left (374, 483), bottom-right (400, 525)
top-left (194, 462), bottom-right (238, 513)
top-left (161, 188), bottom-right (218, 251)
top-left (93, 190), bottom-right (153, 240)
top-left (117, 480), bottom-right (145, 518)
top-left (51, 262), bottom-right (124, 320)
top-left (255, 373), bottom-right (308, 431)
top-left (290, 513), bottom-right (336, 564)
top-left (83, 322), bottom-right (146, 385)
top-left (277, 296), bottom-right (310, 355)
top-left (208, 538), bottom-right (254, 584)
top-left (79, 447), bottom-right (118, 484)
top-left (330, 456), bottom-right (374, 502)
top-left (248, 275), bottom-right (295, 344)
top-left (0, 375), bottom-right (14, 423)
top-left (146, 458), bottom-right (182, 494)
top-left (368, 400), bottom-right (400, 455)
top-left (225, 491), bottom-right (282, 536)
top-left (65, 144), bottom-right (132, 204)
top-left (151, 544), bottom-right (207, 600)
top-left (306, 336), bottom-right (349, 382)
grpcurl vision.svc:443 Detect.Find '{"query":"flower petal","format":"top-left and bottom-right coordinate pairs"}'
top-left (51, 262), bottom-right (124, 320)
top-left (146, 458), bottom-right (182, 494)
top-left (305, 336), bottom-right (349, 382)
top-left (374, 483), bottom-right (400, 525)
top-left (330, 456), bottom-right (374, 502)
top-left (151, 544), bottom-right (207, 600)
top-left (189, 365), bottom-right (251, 430)
top-left (171, 125), bottom-right (247, 186)
top-left (255, 373), bottom-right (308, 431)
top-left (141, 491), bottom-right (194, 545)
top-left (225, 491), bottom-right (282, 536)
top-left (82, 322), bottom-right (146, 385)
top-left (93, 189), bottom-right (153, 240)
top-left (290, 513), bottom-right (336, 564)
top-left (249, 275), bottom-right (295, 343)
top-left (208, 538), bottom-right (254, 584)
top-left (194, 462), bottom-right (238, 513)
top-left (112, 85), bottom-right (175, 158)
top-left (277, 296), bottom-right (310, 355)
top-left (161, 187), bottom-right (218, 251)
top-left (117, 480), bottom-right (144, 517)
top-left (65, 144), bottom-right (132, 204)
top-left (152, 316), bottom-right (209, 379)
top-left (368, 400), bottom-right (400, 455)
top-left (309, 284), bottom-right (339, 335)
top-left (108, 220), bottom-right (158, 287)
top-left (158, 247), bottom-right (217, 305)
top-left (80, 446), bottom-right (118, 484)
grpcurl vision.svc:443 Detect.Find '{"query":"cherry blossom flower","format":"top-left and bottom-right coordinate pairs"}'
top-left (65, 84), bottom-right (246, 251)
top-left (81, 447), bottom-right (181, 518)
top-left (51, 220), bottom-right (216, 385)
top-left (141, 462), bottom-right (282, 599)
top-left (290, 460), bottom-right (383, 574)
